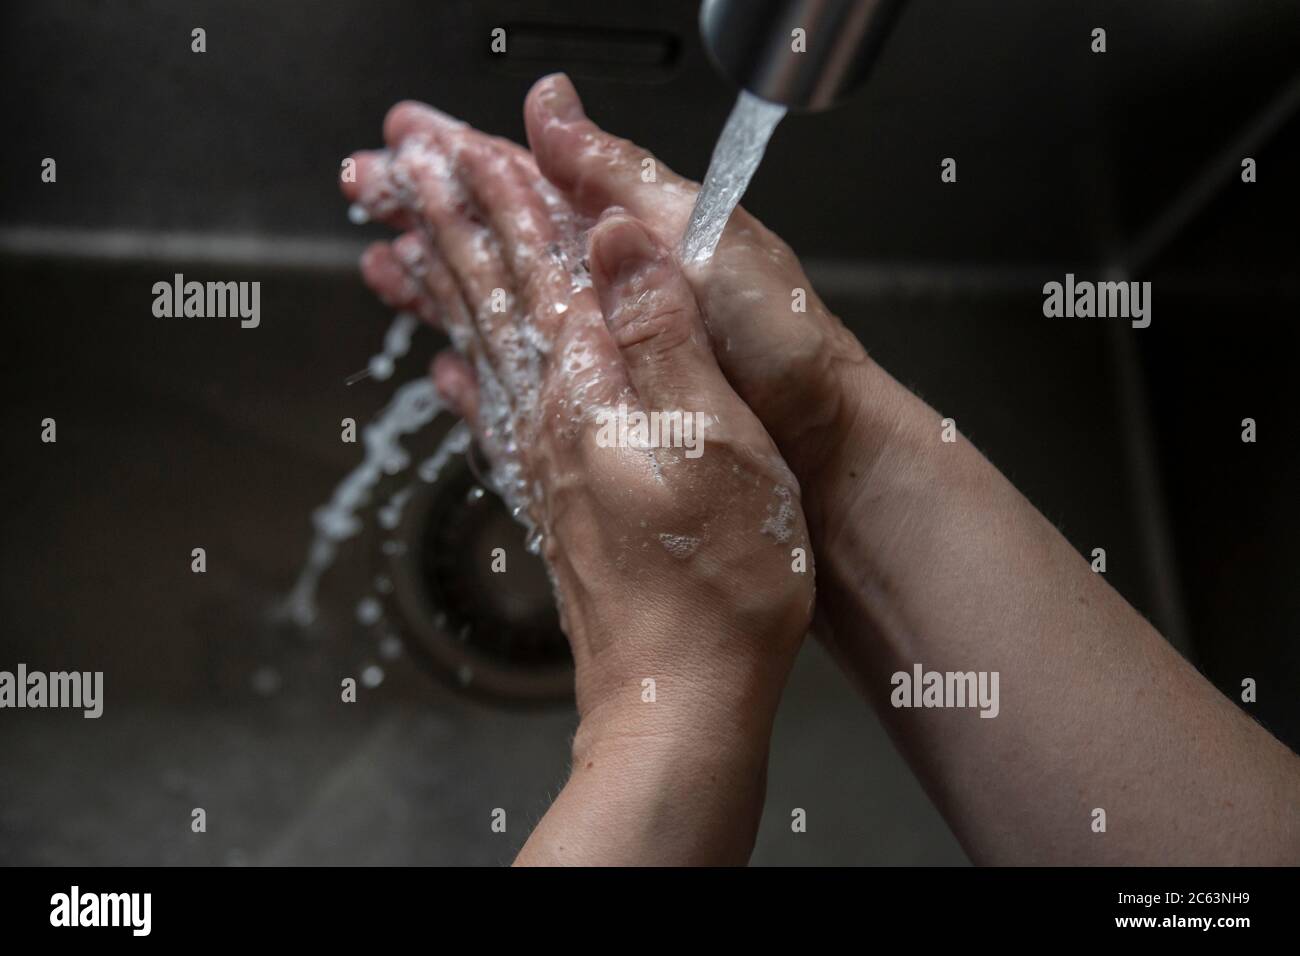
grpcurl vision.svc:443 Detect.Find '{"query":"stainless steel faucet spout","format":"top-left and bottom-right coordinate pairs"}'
top-left (699, 0), bottom-right (904, 111)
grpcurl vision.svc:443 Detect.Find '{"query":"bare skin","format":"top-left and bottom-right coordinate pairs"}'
top-left (345, 75), bottom-right (1300, 865)
top-left (344, 107), bottom-right (813, 864)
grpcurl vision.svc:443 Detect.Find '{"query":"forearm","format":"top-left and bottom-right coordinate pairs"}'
top-left (515, 723), bottom-right (770, 866)
top-left (810, 359), bottom-right (1300, 864)
top-left (514, 688), bottom-right (775, 866)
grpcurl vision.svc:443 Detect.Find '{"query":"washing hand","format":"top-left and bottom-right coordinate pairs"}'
top-left (521, 74), bottom-right (892, 542)
top-left (343, 107), bottom-right (813, 864)
top-left (345, 77), bottom-right (1300, 866)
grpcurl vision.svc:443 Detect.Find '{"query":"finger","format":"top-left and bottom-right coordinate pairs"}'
top-left (384, 100), bottom-right (535, 168)
top-left (392, 231), bottom-right (493, 367)
top-left (381, 99), bottom-right (590, 296)
top-left (522, 73), bottom-right (824, 447)
top-left (524, 74), bottom-right (695, 229)
top-left (393, 130), bottom-right (526, 398)
top-left (359, 241), bottom-right (439, 324)
top-left (378, 236), bottom-right (494, 440)
top-left (432, 349), bottom-right (481, 432)
top-left (383, 101), bottom-right (466, 151)
top-left (385, 232), bottom-right (440, 324)
top-left (341, 150), bottom-right (417, 230)
top-left (457, 137), bottom-right (595, 351)
top-left (588, 214), bottom-right (728, 412)
top-left (510, 150), bottom-right (595, 290)
top-left (384, 99), bottom-right (555, 207)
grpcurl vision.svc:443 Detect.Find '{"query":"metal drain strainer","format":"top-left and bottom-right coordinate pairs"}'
top-left (380, 449), bottom-right (572, 703)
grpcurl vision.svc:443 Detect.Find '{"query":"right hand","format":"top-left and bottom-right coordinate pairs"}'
top-left (520, 74), bottom-right (892, 536)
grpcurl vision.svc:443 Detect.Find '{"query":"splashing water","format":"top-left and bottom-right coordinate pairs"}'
top-left (284, 125), bottom-right (597, 632)
top-left (346, 312), bottom-right (418, 385)
top-left (281, 377), bottom-right (458, 627)
top-left (680, 91), bottom-right (787, 265)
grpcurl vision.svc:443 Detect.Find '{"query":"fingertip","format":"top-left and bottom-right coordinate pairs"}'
top-left (390, 231), bottom-right (427, 274)
top-left (360, 241), bottom-right (418, 309)
top-left (344, 150), bottom-right (416, 228)
top-left (585, 212), bottom-right (726, 413)
top-left (524, 78), bottom-right (685, 220)
top-left (382, 101), bottom-right (424, 145)
top-left (384, 100), bottom-right (462, 147)
top-left (590, 215), bottom-right (662, 296)
top-left (526, 73), bottom-right (584, 123)
top-left (431, 350), bottom-right (479, 423)
top-left (524, 74), bottom-right (586, 186)
top-left (359, 240), bottom-right (389, 271)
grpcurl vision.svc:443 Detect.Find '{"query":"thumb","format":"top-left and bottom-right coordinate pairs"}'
top-left (588, 214), bottom-right (722, 412)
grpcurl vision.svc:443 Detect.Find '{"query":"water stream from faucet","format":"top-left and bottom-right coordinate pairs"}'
top-left (680, 90), bottom-right (787, 264)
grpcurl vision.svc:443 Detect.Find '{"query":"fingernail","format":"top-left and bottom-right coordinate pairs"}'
top-left (593, 220), bottom-right (661, 329)
top-left (594, 219), bottom-right (657, 282)
top-left (540, 73), bottom-right (585, 123)
top-left (597, 205), bottom-right (628, 224)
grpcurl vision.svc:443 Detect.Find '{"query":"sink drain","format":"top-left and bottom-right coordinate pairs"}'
top-left (380, 446), bottom-right (572, 704)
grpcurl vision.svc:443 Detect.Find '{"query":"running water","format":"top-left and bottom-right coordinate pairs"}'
top-left (346, 312), bottom-right (418, 385)
top-left (281, 376), bottom-right (468, 628)
top-left (680, 90), bottom-right (787, 265)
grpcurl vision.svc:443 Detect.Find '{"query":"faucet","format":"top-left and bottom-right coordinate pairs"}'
top-left (698, 0), bottom-right (905, 111)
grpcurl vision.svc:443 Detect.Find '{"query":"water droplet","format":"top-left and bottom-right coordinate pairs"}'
top-left (282, 378), bottom-right (446, 625)
top-left (356, 597), bottom-right (383, 626)
top-left (288, 598), bottom-right (316, 628)
top-left (361, 664), bottom-right (384, 688)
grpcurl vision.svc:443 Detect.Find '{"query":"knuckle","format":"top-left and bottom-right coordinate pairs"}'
top-left (612, 302), bottom-right (694, 359)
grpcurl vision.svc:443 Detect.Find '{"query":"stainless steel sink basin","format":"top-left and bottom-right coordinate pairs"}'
top-left (2, 0), bottom-right (1297, 866)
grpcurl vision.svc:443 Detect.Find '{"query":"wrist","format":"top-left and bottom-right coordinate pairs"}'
top-left (804, 358), bottom-right (988, 647)
top-left (573, 670), bottom-right (779, 767)
top-left (796, 350), bottom-right (925, 541)
top-left (518, 723), bottom-right (770, 865)
top-left (570, 623), bottom-right (783, 799)
top-left (561, 579), bottom-right (806, 746)
top-left (561, 688), bottom-right (774, 864)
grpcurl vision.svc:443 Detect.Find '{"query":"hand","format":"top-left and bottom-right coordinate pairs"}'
top-left (343, 106), bottom-right (815, 863)
top-left (522, 79), bottom-right (1300, 869)
top-left (520, 74), bottom-right (900, 541)
top-left (349, 77), bottom-right (899, 550)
